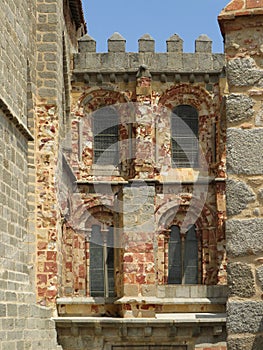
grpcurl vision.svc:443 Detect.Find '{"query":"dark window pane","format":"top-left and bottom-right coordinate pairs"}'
top-left (171, 105), bottom-right (199, 168)
top-left (168, 226), bottom-right (182, 284)
top-left (93, 107), bottom-right (119, 165)
top-left (90, 225), bottom-right (104, 296)
top-left (184, 225), bottom-right (198, 284)
top-left (107, 227), bottom-right (115, 296)
top-left (90, 225), bottom-right (115, 297)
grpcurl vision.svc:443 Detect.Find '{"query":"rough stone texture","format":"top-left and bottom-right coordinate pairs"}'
top-left (256, 265), bottom-right (263, 290)
top-left (227, 128), bottom-right (263, 174)
top-left (226, 179), bottom-right (255, 216)
top-left (226, 94), bottom-right (254, 123)
top-left (226, 219), bottom-right (263, 257)
top-left (227, 301), bottom-right (263, 334)
top-left (228, 262), bottom-right (255, 297)
top-left (219, 4), bottom-right (263, 348)
top-left (227, 335), bottom-right (263, 350)
top-left (227, 57), bottom-right (263, 87)
top-left (258, 187), bottom-right (263, 201)
top-left (255, 103), bottom-right (263, 126)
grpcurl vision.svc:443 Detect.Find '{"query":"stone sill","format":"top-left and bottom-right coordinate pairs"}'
top-left (115, 297), bottom-right (226, 305)
top-left (56, 297), bottom-right (117, 305)
top-left (157, 285), bottom-right (228, 299)
top-left (56, 296), bottom-right (226, 305)
top-left (76, 180), bottom-right (128, 185)
top-left (53, 312), bottom-right (226, 324)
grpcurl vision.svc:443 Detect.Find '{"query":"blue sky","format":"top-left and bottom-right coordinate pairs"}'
top-left (82, 0), bottom-right (230, 53)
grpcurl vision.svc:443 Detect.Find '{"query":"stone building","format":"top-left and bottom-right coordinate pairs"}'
top-left (0, 0), bottom-right (86, 349)
top-left (0, 0), bottom-right (262, 349)
top-left (55, 30), bottom-right (228, 350)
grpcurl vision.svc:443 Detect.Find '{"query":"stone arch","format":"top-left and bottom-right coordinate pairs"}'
top-left (155, 193), bottom-right (215, 233)
top-left (158, 83), bottom-right (213, 112)
top-left (67, 191), bottom-right (115, 234)
top-left (83, 204), bottom-right (114, 229)
top-left (70, 89), bottom-right (133, 176)
top-left (79, 88), bottom-right (130, 113)
top-left (155, 194), bottom-right (219, 285)
top-left (157, 84), bottom-right (217, 169)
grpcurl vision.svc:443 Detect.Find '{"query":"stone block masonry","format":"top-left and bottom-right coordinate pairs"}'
top-left (0, 0), bottom-right (86, 349)
top-left (219, 1), bottom-right (263, 349)
top-left (0, 109), bottom-right (62, 349)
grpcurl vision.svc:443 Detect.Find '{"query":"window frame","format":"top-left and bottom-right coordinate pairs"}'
top-left (167, 225), bottom-right (199, 285)
top-left (171, 105), bottom-right (199, 168)
top-left (92, 106), bottom-right (119, 166)
top-left (89, 225), bottom-right (115, 297)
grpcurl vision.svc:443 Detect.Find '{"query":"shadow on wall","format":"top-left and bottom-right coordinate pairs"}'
top-left (252, 332), bottom-right (263, 350)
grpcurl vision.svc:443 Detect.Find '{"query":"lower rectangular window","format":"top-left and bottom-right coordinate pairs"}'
top-left (90, 225), bottom-right (115, 297)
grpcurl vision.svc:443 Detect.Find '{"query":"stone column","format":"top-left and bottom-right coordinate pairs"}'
top-left (121, 184), bottom-right (155, 316)
top-left (219, 1), bottom-right (263, 349)
top-left (35, 0), bottom-right (65, 306)
top-left (134, 64), bottom-right (156, 178)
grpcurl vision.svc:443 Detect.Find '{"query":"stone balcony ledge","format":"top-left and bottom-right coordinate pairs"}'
top-left (56, 296), bottom-right (227, 306)
top-left (53, 312), bottom-right (226, 324)
top-left (115, 297), bottom-right (226, 305)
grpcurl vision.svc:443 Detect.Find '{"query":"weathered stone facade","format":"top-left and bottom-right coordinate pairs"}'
top-left (1, 0), bottom-right (263, 349)
top-left (54, 31), bottom-right (228, 350)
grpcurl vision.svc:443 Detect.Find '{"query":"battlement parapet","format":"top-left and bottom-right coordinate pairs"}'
top-left (78, 32), bottom-right (214, 53)
top-left (75, 33), bottom-right (225, 74)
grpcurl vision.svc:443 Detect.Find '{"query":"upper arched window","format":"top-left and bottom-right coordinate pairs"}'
top-left (93, 107), bottom-right (119, 166)
top-left (171, 105), bottom-right (199, 168)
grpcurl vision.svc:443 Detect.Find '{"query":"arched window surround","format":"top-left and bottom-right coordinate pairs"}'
top-left (156, 198), bottom-right (219, 286)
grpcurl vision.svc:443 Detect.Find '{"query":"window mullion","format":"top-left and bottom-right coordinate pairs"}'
top-left (181, 233), bottom-right (186, 285)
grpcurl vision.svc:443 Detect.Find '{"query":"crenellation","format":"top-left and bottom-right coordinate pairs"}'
top-left (166, 34), bottom-right (184, 53)
top-left (108, 32), bottom-right (126, 52)
top-left (78, 33), bottom-right (96, 53)
top-left (138, 33), bottom-right (155, 52)
top-left (195, 34), bottom-right (213, 53)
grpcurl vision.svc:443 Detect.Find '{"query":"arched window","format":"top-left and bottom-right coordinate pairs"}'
top-left (90, 225), bottom-right (115, 297)
top-left (171, 105), bottom-right (199, 168)
top-left (168, 225), bottom-right (198, 284)
top-left (93, 106), bottom-right (119, 165)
